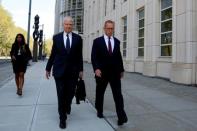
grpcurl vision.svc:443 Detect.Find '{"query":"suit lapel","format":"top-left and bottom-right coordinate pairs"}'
top-left (113, 38), bottom-right (118, 53)
top-left (102, 36), bottom-right (117, 55)
top-left (71, 33), bottom-right (76, 50)
top-left (59, 32), bottom-right (67, 51)
top-left (101, 36), bottom-right (109, 54)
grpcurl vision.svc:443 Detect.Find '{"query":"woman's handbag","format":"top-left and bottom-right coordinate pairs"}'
top-left (75, 78), bottom-right (86, 104)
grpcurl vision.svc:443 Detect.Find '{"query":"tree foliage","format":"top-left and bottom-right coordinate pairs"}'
top-left (0, 5), bottom-right (28, 56)
top-left (43, 39), bottom-right (52, 56)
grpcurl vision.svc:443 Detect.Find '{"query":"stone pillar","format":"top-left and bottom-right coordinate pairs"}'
top-left (143, 0), bottom-right (160, 76)
top-left (170, 0), bottom-right (197, 84)
top-left (124, 0), bottom-right (135, 72)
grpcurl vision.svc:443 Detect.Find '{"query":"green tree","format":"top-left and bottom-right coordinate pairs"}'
top-left (0, 5), bottom-right (14, 56)
top-left (43, 38), bottom-right (52, 56)
top-left (0, 5), bottom-right (28, 56)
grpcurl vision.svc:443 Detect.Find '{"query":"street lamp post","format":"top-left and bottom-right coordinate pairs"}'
top-left (43, 34), bottom-right (45, 55)
top-left (27, 0), bottom-right (32, 46)
top-left (38, 28), bottom-right (43, 60)
top-left (32, 15), bottom-right (39, 62)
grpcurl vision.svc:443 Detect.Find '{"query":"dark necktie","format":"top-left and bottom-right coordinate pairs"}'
top-left (108, 37), bottom-right (112, 55)
top-left (66, 34), bottom-right (70, 52)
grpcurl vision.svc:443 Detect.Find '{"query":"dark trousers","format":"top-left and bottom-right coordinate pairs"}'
top-left (95, 74), bottom-right (127, 121)
top-left (54, 74), bottom-right (78, 121)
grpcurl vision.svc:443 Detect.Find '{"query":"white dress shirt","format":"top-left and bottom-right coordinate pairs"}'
top-left (63, 31), bottom-right (72, 49)
top-left (104, 34), bottom-right (114, 52)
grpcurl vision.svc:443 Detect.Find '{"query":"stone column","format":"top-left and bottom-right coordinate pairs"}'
top-left (171, 0), bottom-right (197, 84)
top-left (143, 0), bottom-right (160, 76)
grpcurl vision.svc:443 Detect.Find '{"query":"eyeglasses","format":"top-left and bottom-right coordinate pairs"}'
top-left (105, 28), bottom-right (114, 30)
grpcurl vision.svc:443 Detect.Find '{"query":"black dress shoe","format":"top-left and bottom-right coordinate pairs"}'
top-left (17, 89), bottom-right (22, 96)
top-left (97, 112), bottom-right (104, 118)
top-left (66, 107), bottom-right (71, 115)
top-left (76, 98), bottom-right (80, 104)
top-left (67, 109), bottom-right (71, 115)
top-left (59, 121), bottom-right (66, 129)
top-left (117, 117), bottom-right (128, 126)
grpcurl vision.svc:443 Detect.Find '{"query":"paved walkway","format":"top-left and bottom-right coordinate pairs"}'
top-left (1, 61), bottom-right (197, 131)
top-left (84, 64), bottom-right (197, 131)
top-left (0, 61), bottom-right (114, 131)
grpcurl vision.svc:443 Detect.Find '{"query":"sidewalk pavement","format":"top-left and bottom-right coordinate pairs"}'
top-left (84, 63), bottom-right (197, 131)
top-left (0, 61), bottom-right (114, 131)
top-left (0, 57), bottom-right (11, 64)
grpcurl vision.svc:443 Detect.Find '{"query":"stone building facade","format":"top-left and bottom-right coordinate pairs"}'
top-left (83, 0), bottom-right (197, 85)
top-left (54, 0), bottom-right (84, 34)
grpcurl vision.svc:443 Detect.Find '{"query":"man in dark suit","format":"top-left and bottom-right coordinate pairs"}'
top-left (46, 16), bottom-right (83, 129)
top-left (91, 20), bottom-right (128, 126)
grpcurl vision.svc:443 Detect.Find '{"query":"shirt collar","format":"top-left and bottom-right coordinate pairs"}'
top-left (104, 34), bottom-right (113, 40)
top-left (64, 31), bottom-right (72, 37)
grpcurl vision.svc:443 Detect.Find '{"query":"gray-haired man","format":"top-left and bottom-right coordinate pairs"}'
top-left (46, 16), bottom-right (83, 129)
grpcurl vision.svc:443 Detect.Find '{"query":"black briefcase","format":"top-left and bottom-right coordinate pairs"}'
top-left (75, 78), bottom-right (86, 104)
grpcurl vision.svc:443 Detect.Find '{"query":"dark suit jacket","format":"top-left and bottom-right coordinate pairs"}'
top-left (10, 43), bottom-right (32, 63)
top-left (91, 36), bottom-right (124, 76)
top-left (46, 32), bottom-right (83, 78)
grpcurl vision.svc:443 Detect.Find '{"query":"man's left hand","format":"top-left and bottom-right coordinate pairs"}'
top-left (79, 71), bottom-right (83, 79)
top-left (120, 72), bottom-right (124, 79)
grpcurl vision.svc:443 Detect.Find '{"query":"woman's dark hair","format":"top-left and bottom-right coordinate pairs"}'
top-left (14, 33), bottom-right (26, 45)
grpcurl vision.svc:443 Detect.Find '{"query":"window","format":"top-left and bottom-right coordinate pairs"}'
top-left (138, 8), bottom-right (145, 56)
top-left (72, 0), bottom-right (76, 9)
top-left (113, 0), bottom-right (116, 9)
top-left (64, 0), bottom-right (84, 34)
top-left (104, 0), bottom-right (107, 16)
top-left (122, 16), bottom-right (127, 57)
top-left (68, 0), bottom-right (71, 9)
top-left (160, 0), bottom-right (172, 56)
top-left (76, 15), bottom-right (83, 33)
top-left (61, 0), bottom-right (66, 12)
top-left (77, 0), bottom-right (82, 8)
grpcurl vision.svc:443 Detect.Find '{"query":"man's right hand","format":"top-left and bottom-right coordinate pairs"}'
top-left (46, 71), bottom-right (51, 79)
top-left (95, 69), bottom-right (102, 77)
top-left (11, 56), bottom-right (16, 61)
